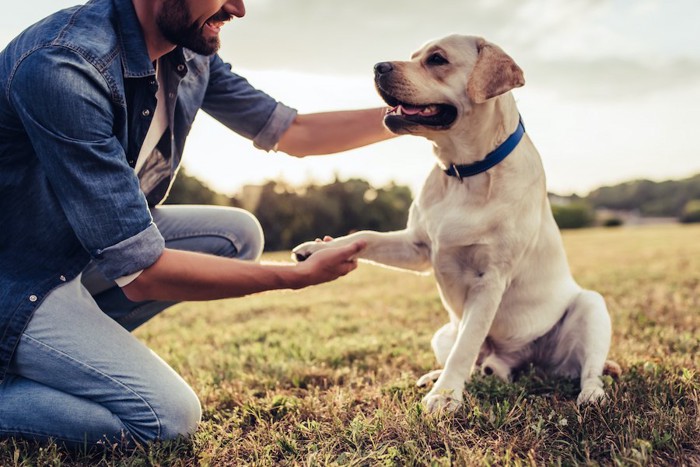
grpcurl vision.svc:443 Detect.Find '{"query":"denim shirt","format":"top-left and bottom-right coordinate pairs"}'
top-left (0, 0), bottom-right (297, 381)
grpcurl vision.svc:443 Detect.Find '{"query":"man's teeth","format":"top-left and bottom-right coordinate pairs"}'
top-left (207, 21), bottom-right (222, 27)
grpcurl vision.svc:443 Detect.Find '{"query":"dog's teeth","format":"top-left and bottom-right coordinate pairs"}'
top-left (396, 106), bottom-right (403, 116)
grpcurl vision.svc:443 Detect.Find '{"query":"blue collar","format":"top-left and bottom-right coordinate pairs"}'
top-left (444, 116), bottom-right (525, 181)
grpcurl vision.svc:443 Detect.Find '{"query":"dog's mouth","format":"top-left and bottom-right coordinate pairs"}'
top-left (377, 88), bottom-right (458, 132)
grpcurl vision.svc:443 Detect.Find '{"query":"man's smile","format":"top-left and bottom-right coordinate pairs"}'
top-left (203, 10), bottom-right (233, 35)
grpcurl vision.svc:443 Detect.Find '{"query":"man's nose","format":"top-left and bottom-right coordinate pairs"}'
top-left (225, 0), bottom-right (246, 18)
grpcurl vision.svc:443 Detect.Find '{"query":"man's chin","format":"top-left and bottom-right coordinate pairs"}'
top-left (179, 35), bottom-right (220, 55)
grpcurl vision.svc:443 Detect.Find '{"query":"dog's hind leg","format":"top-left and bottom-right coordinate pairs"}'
top-left (417, 322), bottom-right (457, 386)
top-left (557, 290), bottom-right (613, 405)
top-left (432, 322), bottom-right (458, 366)
top-left (417, 326), bottom-right (503, 386)
top-left (416, 369), bottom-right (443, 387)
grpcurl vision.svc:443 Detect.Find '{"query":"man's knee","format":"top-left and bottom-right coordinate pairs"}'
top-left (126, 380), bottom-right (202, 443)
top-left (157, 205), bottom-right (265, 262)
top-left (228, 208), bottom-right (264, 261)
top-left (156, 384), bottom-right (202, 441)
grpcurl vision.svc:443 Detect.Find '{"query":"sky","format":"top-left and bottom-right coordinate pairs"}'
top-left (3, 0), bottom-right (700, 197)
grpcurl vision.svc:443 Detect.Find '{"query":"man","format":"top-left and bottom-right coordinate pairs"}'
top-left (0, 0), bottom-right (394, 446)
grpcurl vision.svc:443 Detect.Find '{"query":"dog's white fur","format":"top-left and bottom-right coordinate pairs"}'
top-left (293, 35), bottom-right (614, 413)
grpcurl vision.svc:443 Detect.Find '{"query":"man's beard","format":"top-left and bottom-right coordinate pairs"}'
top-left (156, 0), bottom-right (221, 56)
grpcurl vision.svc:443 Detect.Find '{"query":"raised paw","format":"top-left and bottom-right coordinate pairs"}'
top-left (291, 240), bottom-right (326, 262)
top-left (416, 369), bottom-right (443, 387)
top-left (422, 387), bottom-right (463, 414)
top-left (577, 386), bottom-right (607, 406)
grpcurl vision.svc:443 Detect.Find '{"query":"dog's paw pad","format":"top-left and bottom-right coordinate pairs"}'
top-left (294, 251), bottom-right (311, 262)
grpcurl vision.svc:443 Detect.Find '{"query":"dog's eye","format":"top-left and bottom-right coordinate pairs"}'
top-left (427, 53), bottom-right (449, 66)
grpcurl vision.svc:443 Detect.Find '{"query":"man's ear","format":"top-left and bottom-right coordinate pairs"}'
top-left (466, 38), bottom-right (525, 104)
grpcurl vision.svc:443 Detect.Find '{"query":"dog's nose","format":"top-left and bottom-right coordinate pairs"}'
top-left (374, 62), bottom-right (393, 75)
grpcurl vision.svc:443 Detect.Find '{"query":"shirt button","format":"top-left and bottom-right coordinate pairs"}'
top-left (168, 92), bottom-right (176, 99)
top-left (59, 275), bottom-right (66, 282)
top-left (142, 109), bottom-right (151, 117)
top-left (29, 295), bottom-right (38, 302)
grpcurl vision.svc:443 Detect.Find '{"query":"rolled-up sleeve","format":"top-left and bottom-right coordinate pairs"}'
top-left (9, 47), bottom-right (164, 280)
top-left (94, 223), bottom-right (163, 281)
top-left (201, 54), bottom-right (297, 151)
top-left (252, 102), bottom-right (297, 151)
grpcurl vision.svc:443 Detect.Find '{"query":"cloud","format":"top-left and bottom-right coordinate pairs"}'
top-left (525, 57), bottom-right (700, 100)
top-left (216, 0), bottom-right (700, 102)
top-left (220, 0), bottom-right (608, 72)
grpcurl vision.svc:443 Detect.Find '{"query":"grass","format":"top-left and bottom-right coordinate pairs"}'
top-left (2, 224), bottom-right (699, 466)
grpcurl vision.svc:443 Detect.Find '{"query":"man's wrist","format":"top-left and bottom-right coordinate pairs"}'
top-left (263, 261), bottom-right (310, 290)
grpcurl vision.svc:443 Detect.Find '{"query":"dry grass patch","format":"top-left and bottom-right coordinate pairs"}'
top-left (1, 224), bottom-right (698, 465)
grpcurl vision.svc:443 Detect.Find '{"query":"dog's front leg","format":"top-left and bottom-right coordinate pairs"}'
top-left (423, 277), bottom-right (506, 413)
top-left (293, 229), bottom-right (432, 273)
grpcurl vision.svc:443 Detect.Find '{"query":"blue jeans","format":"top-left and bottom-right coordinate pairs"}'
top-left (0, 205), bottom-right (264, 447)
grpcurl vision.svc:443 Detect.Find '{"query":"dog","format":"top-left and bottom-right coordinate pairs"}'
top-left (293, 34), bottom-right (618, 413)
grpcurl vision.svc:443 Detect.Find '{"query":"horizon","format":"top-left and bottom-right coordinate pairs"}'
top-left (185, 163), bottom-right (700, 200)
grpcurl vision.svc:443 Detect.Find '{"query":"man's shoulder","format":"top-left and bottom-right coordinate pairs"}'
top-left (47, 1), bottom-right (121, 69)
top-left (5, 0), bottom-right (136, 73)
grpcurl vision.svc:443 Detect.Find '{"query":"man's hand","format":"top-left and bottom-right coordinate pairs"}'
top-left (292, 240), bottom-right (366, 288)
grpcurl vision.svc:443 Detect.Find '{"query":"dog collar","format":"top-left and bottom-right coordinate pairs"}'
top-left (444, 115), bottom-right (525, 181)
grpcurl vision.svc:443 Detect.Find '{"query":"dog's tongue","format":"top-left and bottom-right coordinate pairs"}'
top-left (400, 104), bottom-right (424, 115)
top-left (387, 104), bottom-right (439, 117)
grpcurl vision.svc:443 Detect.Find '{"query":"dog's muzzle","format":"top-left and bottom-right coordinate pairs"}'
top-left (373, 62), bottom-right (458, 132)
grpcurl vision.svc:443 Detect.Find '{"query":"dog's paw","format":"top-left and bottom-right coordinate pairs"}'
top-left (576, 386), bottom-right (607, 406)
top-left (416, 369), bottom-right (443, 387)
top-left (291, 240), bottom-right (326, 262)
top-left (422, 388), bottom-right (463, 414)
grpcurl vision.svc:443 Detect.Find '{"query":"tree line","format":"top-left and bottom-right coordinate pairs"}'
top-left (166, 170), bottom-right (700, 250)
top-left (166, 171), bottom-right (411, 251)
top-left (552, 173), bottom-right (700, 227)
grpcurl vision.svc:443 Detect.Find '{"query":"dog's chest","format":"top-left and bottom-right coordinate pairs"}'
top-left (416, 183), bottom-right (494, 250)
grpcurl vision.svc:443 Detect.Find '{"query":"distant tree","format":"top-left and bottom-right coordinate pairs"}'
top-left (680, 199), bottom-right (700, 223)
top-left (166, 170), bottom-right (232, 206)
top-left (551, 203), bottom-right (595, 229)
top-left (249, 178), bottom-right (412, 251)
top-left (602, 217), bottom-right (624, 227)
top-left (586, 173), bottom-right (700, 218)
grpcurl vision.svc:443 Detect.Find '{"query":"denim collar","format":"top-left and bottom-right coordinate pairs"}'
top-left (113, 0), bottom-right (155, 78)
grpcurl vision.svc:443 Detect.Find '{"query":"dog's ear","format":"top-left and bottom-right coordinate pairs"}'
top-left (467, 38), bottom-right (525, 104)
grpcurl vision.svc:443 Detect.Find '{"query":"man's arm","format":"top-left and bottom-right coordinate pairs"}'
top-left (121, 240), bottom-right (366, 302)
top-left (277, 108), bottom-right (396, 157)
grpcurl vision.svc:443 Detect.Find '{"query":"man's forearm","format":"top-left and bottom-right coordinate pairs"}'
top-left (122, 241), bottom-right (365, 303)
top-left (121, 249), bottom-right (304, 302)
top-left (277, 107), bottom-right (396, 157)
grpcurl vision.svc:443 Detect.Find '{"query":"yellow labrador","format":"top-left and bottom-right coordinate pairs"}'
top-left (293, 35), bottom-right (617, 413)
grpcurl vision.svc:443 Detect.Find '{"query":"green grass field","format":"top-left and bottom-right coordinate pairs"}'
top-left (2, 224), bottom-right (699, 466)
